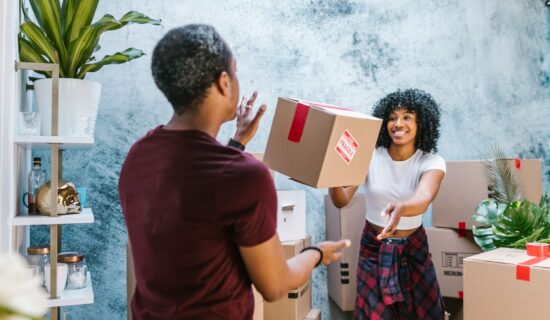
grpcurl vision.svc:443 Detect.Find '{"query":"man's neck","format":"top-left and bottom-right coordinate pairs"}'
top-left (164, 111), bottom-right (221, 139)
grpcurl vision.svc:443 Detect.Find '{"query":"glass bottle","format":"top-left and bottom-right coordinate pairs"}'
top-left (28, 157), bottom-right (46, 215)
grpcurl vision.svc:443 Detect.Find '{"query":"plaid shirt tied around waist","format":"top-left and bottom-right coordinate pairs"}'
top-left (355, 222), bottom-right (445, 320)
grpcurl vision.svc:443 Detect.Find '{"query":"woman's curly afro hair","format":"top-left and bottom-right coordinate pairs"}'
top-left (372, 89), bottom-right (441, 153)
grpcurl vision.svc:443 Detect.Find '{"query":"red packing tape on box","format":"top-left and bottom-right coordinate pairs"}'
top-left (516, 243), bottom-right (550, 281)
top-left (457, 221), bottom-right (467, 238)
top-left (287, 101), bottom-right (353, 143)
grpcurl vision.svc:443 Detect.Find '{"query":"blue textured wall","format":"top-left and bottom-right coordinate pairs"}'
top-left (32, 1), bottom-right (550, 319)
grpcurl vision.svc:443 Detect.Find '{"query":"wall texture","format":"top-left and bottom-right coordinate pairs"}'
top-left (32, 1), bottom-right (550, 319)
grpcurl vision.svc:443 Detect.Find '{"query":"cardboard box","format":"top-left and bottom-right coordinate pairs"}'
top-left (304, 308), bottom-right (321, 320)
top-left (464, 247), bottom-right (550, 320)
top-left (276, 190), bottom-right (307, 242)
top-left (264, 281), bottom-right (311, 320)
top-left (432, 159), bottom-right (542, 230)
top-left (264, 236), bottom-right (312, 320)
top-left (253, 285), bottom-right (263, 320)
top-left (426, 227), bottom-right (482, 298)
top-left (325, 194), bottom-right (366, 311)
top-left (264, 97), bottom-right (381, 188)
top-left (127, 242), bottom-right (135, 320)
top-left (248, 152), bottom-right (275, 180)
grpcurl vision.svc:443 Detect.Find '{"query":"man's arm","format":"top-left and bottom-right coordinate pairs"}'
top-left (239, 234), bottom-right (350, 302)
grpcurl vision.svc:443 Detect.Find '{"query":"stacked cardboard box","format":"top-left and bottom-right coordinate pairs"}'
top-left (464, 247), bottom-right (550, 320)
top-left (429, 159), bottom-right (542, 318)
top-left (324, 194), bottom-right (366, 311)
top-left (263, 236), bottom-right (312, 320)
top-left (431, 159), bottom-right (542, 230)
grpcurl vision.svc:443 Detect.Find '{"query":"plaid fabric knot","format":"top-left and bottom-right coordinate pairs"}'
top-left (378, 238), bottom-right (407, 305)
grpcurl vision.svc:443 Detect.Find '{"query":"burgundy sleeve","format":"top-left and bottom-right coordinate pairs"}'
top-left (226, 157), bottom-right (277, 247)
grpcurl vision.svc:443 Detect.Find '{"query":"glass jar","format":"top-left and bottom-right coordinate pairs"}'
top-left (58, 252), bottom-right (87, 290)
top-left (26, 245), bottom-right (49, 285)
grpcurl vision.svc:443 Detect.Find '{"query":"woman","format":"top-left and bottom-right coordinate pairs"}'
top-left (330, 89), bottom-right (446, 319)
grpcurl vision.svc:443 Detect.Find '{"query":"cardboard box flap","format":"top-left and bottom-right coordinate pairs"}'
top-left (465, 247), bottom-right (550, 269)
top-left (282, 97), bottom-right (377, 120)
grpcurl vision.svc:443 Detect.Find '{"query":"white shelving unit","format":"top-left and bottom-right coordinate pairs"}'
top-left (45, 272), bottom-right (94, 308)
top-left (12, 62), bottom-right (96, 318)
top-left (13, 208), bottom-right (95, 226)
top-left (14, 135), bottom-right (94, 150)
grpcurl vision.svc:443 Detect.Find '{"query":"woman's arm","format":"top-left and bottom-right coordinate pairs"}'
top-left (378, 169), bottom-right (445, 239)
top-left (328, 186), bottom-right (360, 208)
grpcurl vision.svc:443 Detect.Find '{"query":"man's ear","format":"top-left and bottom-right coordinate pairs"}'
top-left (216, 71), bottom-right (230, 96)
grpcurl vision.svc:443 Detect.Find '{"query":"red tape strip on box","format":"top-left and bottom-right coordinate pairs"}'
top-left (458, 221), bottom-right (466, 238)
top-left (287, 103), bottom-right (310, 143)
top-left (516, 243), bottom-right (550, 281)
top-left (515, 158), bottom-right (521, 169)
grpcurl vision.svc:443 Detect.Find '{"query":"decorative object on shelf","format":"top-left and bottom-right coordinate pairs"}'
top-left (18, 0), bottom-right (161, 137)
top-left (0, 253), bottom-right (48, 319)
top-left (26, 245), bottom-right (50, 286)
top-left (45, 263), bottom-right (68, 295)
top-left (472, 147), bottom-right (550, 251)
top-left (23, 157), bottom-right (46, 215)
top-left (76, 187), bottom-right (88, 208)
top-left (36, 180), bottom-right (81, 215)
top-left (58, 253), bottom-right (87, 290)
top-left (17, 111), bottom-right (41, 135)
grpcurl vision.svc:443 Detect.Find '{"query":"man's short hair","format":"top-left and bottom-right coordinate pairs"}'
top-left (151, 24), bottom-right (233, 114)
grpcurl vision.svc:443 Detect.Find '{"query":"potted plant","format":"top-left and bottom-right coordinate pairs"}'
top-left (472, 147), bottom-right (550, 251)
top-left (18, 0), bottom-right (160, 137)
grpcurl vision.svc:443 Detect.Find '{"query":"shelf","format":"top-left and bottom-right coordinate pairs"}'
top-left (14, 135), bottom-right (94, 149)
top-left (13, 208), bottom-right (94, 226)
top-left (46, 272), bottom-right (94, 308)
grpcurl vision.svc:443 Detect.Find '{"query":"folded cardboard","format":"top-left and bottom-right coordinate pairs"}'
top-left (464, 247), bottom-right (550, 320)
top-left (277, 190), bottom-right (306, 242)
top-left (264, 235), bottom-right (312, 320)
top-left (325, 194), bottom-right (366, 311)
top-left (264, 97), bottom-right (381, 188)
top-left (432, 159), bottom-right (542, 230)
top-left (252, 285), bottom-right (263, 320)
top-left (426, 227), bottom-right (482, 298)
top-left (248, 152), bottom-right (275, 180)
top-left (304, 308), bottom-right (321, 320)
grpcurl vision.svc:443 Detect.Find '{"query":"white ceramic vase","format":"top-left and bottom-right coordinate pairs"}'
top-left (34, 78), bottom-right (101, 137)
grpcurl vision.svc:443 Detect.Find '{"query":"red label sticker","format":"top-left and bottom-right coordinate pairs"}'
top-left (335, 129), bottom-right (359, 165)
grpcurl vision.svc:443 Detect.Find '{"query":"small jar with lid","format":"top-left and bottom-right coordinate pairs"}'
top-left (26, 245), bottom-right (49, 285)
top-left (58, 252), bottom-right (87, 290)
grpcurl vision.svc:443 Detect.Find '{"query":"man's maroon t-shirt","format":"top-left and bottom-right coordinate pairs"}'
top-left (119, 127), bottom-right (277, 319)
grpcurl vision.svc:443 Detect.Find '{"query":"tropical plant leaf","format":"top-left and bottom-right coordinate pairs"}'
top-left (76, 48), bottom-right (145, 78)
top-left (18, 35), bottom-right (52, 77)
top-left (119, 11), bottom-right (161, 26)
top-left (65, 0), bottom-right (99, 44)
top-left (472, 199), bottom-right (505, 226)
top-left (485, 146), bottom-right (521, 204)
top-left (20, 20), bottom-right (59, 63)
top-left (61, 0), bottom-right (79, 36)
top-left (19, 0), bottom-right (160, 79)
top-left (28, 0), bottom-right (67, 63)
top-left (472, 226), bottom-right (497, 251)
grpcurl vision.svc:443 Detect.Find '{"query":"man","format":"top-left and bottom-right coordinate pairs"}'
top-left (119, 24), bottom-right (349, 319)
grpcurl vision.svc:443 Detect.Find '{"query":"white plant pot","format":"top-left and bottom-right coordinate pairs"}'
top-left (34, 78), bottom-right (101, 137)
